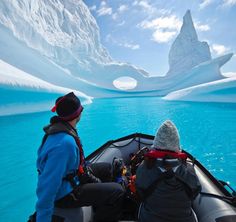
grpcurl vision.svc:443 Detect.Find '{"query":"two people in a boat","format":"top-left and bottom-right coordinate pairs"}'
top-left (136, 120), bottom-right (202, 222)
top-left (33, 92), bottom-right (125, 222)
top-left (31, 91), bottom-right (201, 222)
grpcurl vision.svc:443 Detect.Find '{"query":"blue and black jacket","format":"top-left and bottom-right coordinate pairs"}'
top-left (36, 121), bottom-right (80, 222)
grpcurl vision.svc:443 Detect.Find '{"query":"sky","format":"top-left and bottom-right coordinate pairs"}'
top-left (84, 0), bottom-right (236, 77)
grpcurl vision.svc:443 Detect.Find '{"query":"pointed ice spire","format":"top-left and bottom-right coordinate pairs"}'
top-left (180, 10), bottom-right (198, 41)
top-left (166, 10), bottom-right (211, 76)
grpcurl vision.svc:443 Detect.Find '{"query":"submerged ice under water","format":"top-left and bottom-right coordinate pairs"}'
top-left (0, 97), bottom-right (236, 221)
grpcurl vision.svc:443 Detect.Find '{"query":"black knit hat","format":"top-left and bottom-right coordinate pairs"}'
top-left (51, 92), bottom-right (83, 121)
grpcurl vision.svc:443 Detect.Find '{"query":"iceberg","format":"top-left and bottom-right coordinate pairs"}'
top-left (0, 0), bottom-right (149, 93)
top-left (0, 1), bottom-right (234, 103)
top-left (0, 59), bottom-right (92, 116)
top-left (167, 10), bottom-right (211, 77)
top-left (161, 11), bottom-right (235, 103)
top-left (163, 77), bottom-right (236, 103)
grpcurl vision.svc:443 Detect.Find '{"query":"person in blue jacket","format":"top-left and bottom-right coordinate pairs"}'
top-left (34, 92), bottom-right (125, 222)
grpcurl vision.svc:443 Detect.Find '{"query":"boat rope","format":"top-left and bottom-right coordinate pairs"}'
top-left (200, 192), bottom-right (236, 206)
top-left (89, 148), bottom-right (108, 163)
top-left (134, 139), bottom-right (152, 146)
top-left (111, 138), bottom-right (152, 148)
top-left (111, 138), bottom-right (137, 148)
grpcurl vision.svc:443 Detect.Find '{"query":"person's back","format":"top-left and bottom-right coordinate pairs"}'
top-left (136, 120), bottom-right (201, 222)
top-left (36, 131), bottom-right (79, 219)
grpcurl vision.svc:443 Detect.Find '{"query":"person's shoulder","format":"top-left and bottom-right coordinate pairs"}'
top-left (178, 162), bottom-right (198, 177)
top-left (59, 133), bottom-right (75, 141)
top-left (49, 133), bottom-right (77, 151)
top-left (59, 133), bottom-right (77, 148)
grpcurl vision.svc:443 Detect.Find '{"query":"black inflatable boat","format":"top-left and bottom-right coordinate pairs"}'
top-left (53, 133), bottom-right (236, 222)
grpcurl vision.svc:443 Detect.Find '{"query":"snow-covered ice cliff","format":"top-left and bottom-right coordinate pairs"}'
top-left (0, 0), bottom-right (149, 93)
top-left (0, 59), bottom-right (92, 115)
top-left (0, 0), bottom-right (235, 111)
top-left (164, 77), bottom-right (236, 103)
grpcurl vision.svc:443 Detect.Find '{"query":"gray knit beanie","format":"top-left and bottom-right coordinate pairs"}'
top-left (152, 120), bottom-right (180, 152)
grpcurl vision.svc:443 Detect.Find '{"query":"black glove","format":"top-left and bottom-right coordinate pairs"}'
top-left (130, 147), bottom-right (150, 174)
top-left (79, 166), bottom-right (101, 184)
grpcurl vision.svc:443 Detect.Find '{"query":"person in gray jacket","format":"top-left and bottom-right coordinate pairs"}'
top-left (136, 120), bottom-right (201, 222)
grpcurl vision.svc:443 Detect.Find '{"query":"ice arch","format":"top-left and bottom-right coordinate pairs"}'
top-left (113, 76), bottom-right (137, 90)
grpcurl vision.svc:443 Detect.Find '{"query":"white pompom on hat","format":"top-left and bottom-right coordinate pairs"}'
top-left (152, 120), bottom-right (180, 152)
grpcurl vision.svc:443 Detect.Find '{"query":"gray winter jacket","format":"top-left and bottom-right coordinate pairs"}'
top-left (136, 158), bottom-right (201, 222)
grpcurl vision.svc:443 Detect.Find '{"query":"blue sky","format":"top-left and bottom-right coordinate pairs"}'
top-left (84, 0), bottom-right (236, 77)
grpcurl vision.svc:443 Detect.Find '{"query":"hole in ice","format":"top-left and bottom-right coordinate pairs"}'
top-left (113, 77), bottom-right (137, 90)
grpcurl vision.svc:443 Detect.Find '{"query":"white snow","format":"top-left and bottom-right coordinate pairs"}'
top-left (0, 59), bottom-right (92, 116)
top-left (0, 59), bottom-right (90, 99)
top-left (163, 77), bottom-right (236, 103)
top-left (0, 0), bottom-right (150, 92)
top-left (167, 10), bottom-right (211, 77)
top-left (0, 1), bottom-right (235, 110)
top-left (223, 72), bottom-right (236, 78)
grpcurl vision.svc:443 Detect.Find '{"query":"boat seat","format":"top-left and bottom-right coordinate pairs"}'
top-left (53, 206), bottom-right (93, 222)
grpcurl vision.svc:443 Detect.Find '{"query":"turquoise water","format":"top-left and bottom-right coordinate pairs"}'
top-left (0, 97), bottom-right (236, 221)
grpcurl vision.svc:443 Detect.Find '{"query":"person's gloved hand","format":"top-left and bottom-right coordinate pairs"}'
top-left (79, 166), bottom-right (101, 184)
top-left (130, 147), bottom-right (150, 174)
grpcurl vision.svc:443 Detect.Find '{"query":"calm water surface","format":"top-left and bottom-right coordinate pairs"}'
top-left (0, 97), bottom-right (236, 221)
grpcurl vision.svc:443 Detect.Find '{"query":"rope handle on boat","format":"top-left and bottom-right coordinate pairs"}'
top-left (218, 180), bottom-right (236, 196)
top-left (111, 138), bottom-right (153, 148)
top-left (111, 138), bottom-right (136, 148)
top-left (200, 192), bottom-right (236, 206)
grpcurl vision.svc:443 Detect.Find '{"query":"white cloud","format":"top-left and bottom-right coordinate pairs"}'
top-left (195, 22), bottom-right (210, 31)
top-left (139, 15), bottom-right (181, 30)
top-left (97, 7), bottom-right (112, 16)
top-left (89, 5), bottom-right (97, 11)
top-left (222, 0), bottom-right (236, 7)
top-left (133, 0), bottom-right (155, 14)
top-left (105, 34), bottom-right (112, 43)
top-left (112, 13), bottom-right (118, 20)
top-left (157, 8), bottom-right (172, 15)
top-left (97, 1), bottom-right (112, 17)
top-left (211, 44), bottom-right (230, 55)
top-left (112, 4), bottom-right (129, 20)
top-left (101, 1), bottom-right (106, 7)
top-left (199, 0), bottom-right (214, 9)
top-left (105, 34), bottom-right (139, 50)
top-left (138, 15), bottom-right (181, 43)
top-left (152, 30), bottom-right (176, 43)
top-left (138, 13), bottom-right (209, 44)
top-left (106, 34), bottom-right (140, 50)
top-left (139, 1), bottom-right (152, 9)
top-left (118, 21), bottom-right (125, 26)
top-left (122, 43), bottom-right (140, 50)
top-left (118, 5), bottom-right (129, 13)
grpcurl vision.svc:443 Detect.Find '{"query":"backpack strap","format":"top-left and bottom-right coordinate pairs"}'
top-left (38, 121), bottom-right (85, 177)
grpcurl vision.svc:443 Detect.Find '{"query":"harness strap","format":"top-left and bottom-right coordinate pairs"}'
top-left (63, 172), bottom-right (78, 190)
top-left (74, 136), bottom-right (85, 175)
top-left (38, 121), bottom-right (85, 179)
top-left (200, 192), bottom-right (236, 206)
